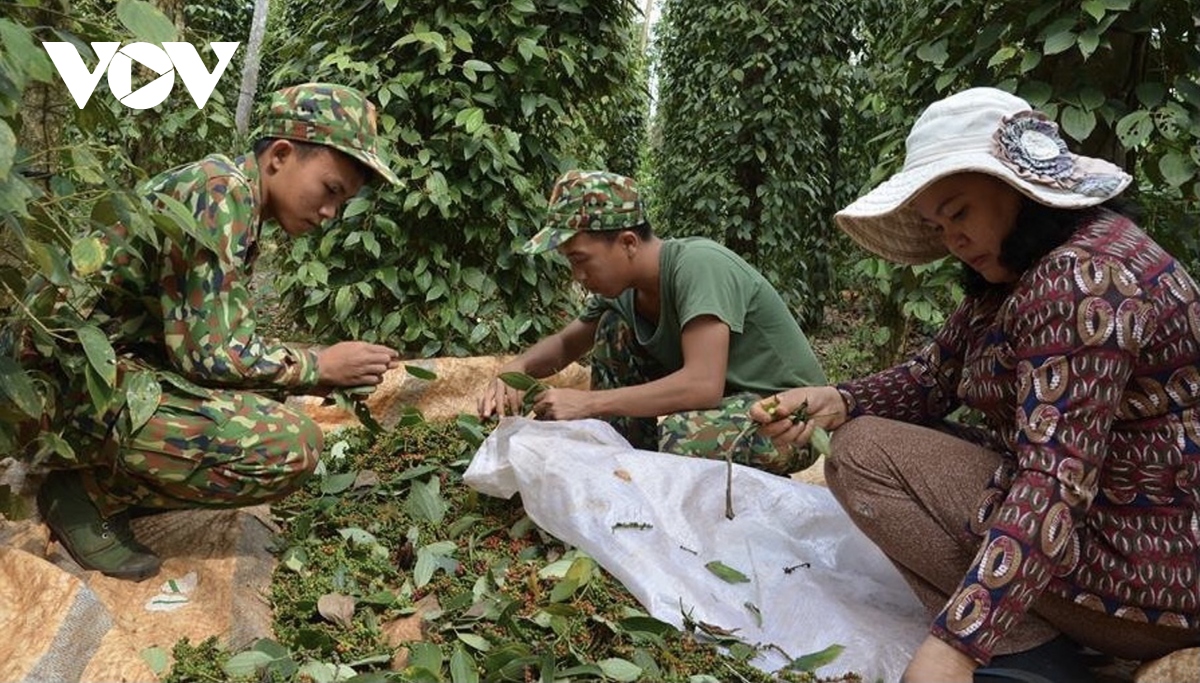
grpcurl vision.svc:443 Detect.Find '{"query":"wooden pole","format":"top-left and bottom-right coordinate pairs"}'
top-left (235, 0), bottom-right (271, 136)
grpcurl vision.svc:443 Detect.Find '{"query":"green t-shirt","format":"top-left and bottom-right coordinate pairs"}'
top-left (581, 237), bottom-right (826, 394)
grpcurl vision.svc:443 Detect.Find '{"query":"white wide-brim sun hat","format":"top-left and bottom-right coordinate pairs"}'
top-left (835, 87), bottom-right (1132, 265)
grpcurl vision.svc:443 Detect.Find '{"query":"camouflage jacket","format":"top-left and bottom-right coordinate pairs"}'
top-left (95, 153), bottom-right (319, 390)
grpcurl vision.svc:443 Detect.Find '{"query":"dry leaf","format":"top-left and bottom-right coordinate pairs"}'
top-left (613, 469), bottom-right (632, 482)
top-left (317, 593), bottom-right (356, 629)
top-left (353, 469), bottom-right (381, 489)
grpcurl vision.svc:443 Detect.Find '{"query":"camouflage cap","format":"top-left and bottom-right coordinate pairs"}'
top-left (521, 170), bottom-right (645, 254)
top-left (258, 82), bottom-right (401, 186)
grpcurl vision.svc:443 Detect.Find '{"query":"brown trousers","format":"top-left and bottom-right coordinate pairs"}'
top-left (824, 416), bottom-right (1200, 662)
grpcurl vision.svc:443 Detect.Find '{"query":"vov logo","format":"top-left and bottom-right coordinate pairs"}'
top-left (42, 42), bottom-right (240, 110)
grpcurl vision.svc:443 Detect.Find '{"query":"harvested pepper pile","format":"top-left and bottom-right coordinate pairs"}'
top-left (166, 418), bottom-right (856, 682)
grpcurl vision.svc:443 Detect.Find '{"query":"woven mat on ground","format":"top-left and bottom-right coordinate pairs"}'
top-left (0, 493), bottom-right (276, 683)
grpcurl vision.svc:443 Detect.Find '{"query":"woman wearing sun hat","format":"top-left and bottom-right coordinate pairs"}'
top-left (749, 87), bottom-right (1200, 682)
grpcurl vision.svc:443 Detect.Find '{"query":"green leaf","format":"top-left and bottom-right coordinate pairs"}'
top-left (124, 370), bottom-right (161, 433)
top-left (549, 577), bottom-right (579, 603)
top-left (1079, 87), bottom-right (1106, 111)
top-left (86, 362), bottom-right (115, 415)
top-left (337, 527), bottom-right (379, 545)
top-left (1135, 82), bottom-right (1167, 108)
top-left (405, 364), bottom-right (438, 380)
top-left (407, 477), bottom-right (449, 524)
top-left (0, 120), bottom-right (14, 180)
top-left (408, 642), bottom-right (444, 674)
top-left (511, 0), bottom-right (536, 12)
top-left (1115, 111), bottom-right (1153, 147)
top-left (1076, 28), bottom-right (1101, 59)
top-left (222, 651), bottom-right (273, 678)
top-left (456, 107), bottom-right (486, 134)
top-left (1159, 152), bottom-right (1196, 188)
top-left (116, 0), bottom-right (178, 43)
top-left (450, 644), bottom-right (479, 683)
top-left (1081, 0), bottom-right (1106, 21)
top-left (786, 644), bottom-right (845, 672)
top-left (1059, 106), bottom-right (1096, 142)
top-left (597, 658), bottom-right (642, 682)
top-left (1043, 29), bottom-right (1077, 56)
top-left (77, 325), bottom-right (116, 388)
top-left (343, 197), bottom-right (371, 219)
top-left (704, 560), bottom-right (750, 584)
top-left (463, 59), bottom-right (493, 73)
top-left (0, 357), bottom-right (43, 419)
top-left (414, 540), bottom-right (457, 587)
top-left (497, 371), bottom-right (540, 391)
top-left (1018, 50), bottom-right (1042, 74)
top-left (915, 39), bottom-right (947, 65)
top-left (140, 646), bottom-right (169, 676)
top-left (321, 471), bottom-right (358, 495)
top-left (297, 662), bottom-right (337, 683)
top-left (70, 145), bottom-right (104, 184)
top-left (34, 432), bottom-right (76, 466)
top-left (456, 633), bottom-right (491, 652)
top-left (0, 18), bottom-right (54, 86)
top-left (810, 426), bottom-right (832, 456)
top-left (70, 237), bottom-right (107, 276)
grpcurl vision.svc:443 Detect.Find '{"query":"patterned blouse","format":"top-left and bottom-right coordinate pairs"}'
top-left (839, 210), bottom-right (1200, 663)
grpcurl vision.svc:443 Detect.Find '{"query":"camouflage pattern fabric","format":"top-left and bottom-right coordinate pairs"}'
top-left (79, 380), bottom-right (321, 516)
top-left (589, 309), bottom-right (665, 451)
top-left (258, 82), bottom-right (401, 186)
top-left (590, 311), bottom-right (815, 475)
top-left (104, 154), bottom-right (321, 390)
top-left (53, 153), bottom-right (322, 515)
top-left (522, 170), bottom-right (646, 254)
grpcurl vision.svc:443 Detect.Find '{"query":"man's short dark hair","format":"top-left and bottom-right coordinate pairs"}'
top-left (252, 137), bottom-right (372, 184)
top-left (594, 222), bottom-right (654, 243)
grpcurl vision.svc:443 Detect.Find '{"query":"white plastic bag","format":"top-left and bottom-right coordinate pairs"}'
top-left (464, 417), bottom-right (927, 681)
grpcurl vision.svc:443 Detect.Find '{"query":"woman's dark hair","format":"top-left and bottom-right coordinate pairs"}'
top-left (960, 196), bottom-right (1140, 296)
top-left (594, 222), bottom-right (655, 242)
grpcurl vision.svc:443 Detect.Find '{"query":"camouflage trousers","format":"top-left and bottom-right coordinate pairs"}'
top-left (64, 369), bottom-right (321, 517)
top-left (591, 311), bottom-right (816, 475)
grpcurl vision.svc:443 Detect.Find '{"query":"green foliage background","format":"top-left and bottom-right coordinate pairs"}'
top-left (857, 0), bottom-right (1200, 276)
top-left (650, 0), bottom-right (886, 330)
top-left (0, 0), bottom-right (244, 466)
top-left (266, 0), bottom-right (648, 357)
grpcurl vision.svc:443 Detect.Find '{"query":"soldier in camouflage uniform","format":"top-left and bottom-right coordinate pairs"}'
top-left (34, 83), bottom-right (402, 581)
top-left (477, 170), bottom-right (827, 473)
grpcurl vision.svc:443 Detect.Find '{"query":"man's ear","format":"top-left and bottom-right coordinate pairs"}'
top-left (618, 230), bottom-right (639, 249)
top-left (259, 139), bottom-right (296, 174)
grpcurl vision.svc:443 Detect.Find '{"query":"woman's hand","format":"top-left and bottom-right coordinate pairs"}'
top-left (902, 635), bottom-right (978, 683)
top-left (748, 386), bottom-right (846, 450)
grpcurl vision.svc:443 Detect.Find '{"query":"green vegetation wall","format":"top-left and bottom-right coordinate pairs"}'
top-left (268, 0), bottom-right (648, 357)
top-left (650, 0), bottom-right (885, 330)
top-left (0, 0), bottom-right (244, 466)
top-left (861, 0), bottom-right (1200, 273)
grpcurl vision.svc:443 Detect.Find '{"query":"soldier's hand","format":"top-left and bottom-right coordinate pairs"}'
top-left (316, 341), bottom-right (400, 387)
top-left (530, 387), bottom-right (594, 421)
top-left (478, 376), bottom-right (525, 419)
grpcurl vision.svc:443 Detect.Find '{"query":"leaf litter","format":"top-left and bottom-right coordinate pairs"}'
top-left (165, 418), bottom-right (857, 682)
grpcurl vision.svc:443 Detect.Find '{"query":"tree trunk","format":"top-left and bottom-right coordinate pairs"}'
top-left (153, 0), bottom-right (187, 34)
top-left (236, 0), bottom-right (271, 136)
top-left (640, 0), bottom-right (654, 52)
